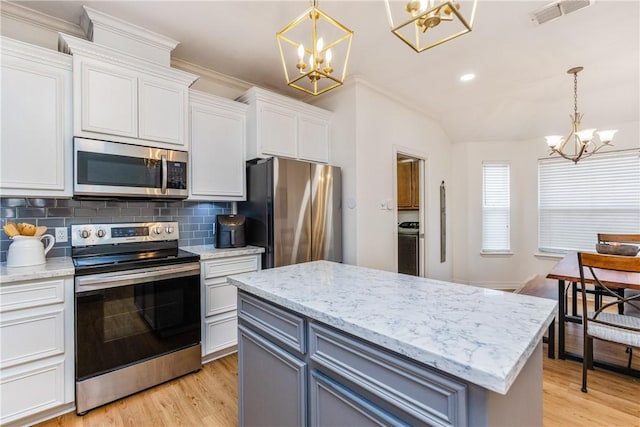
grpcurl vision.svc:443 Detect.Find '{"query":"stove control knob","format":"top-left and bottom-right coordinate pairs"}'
top-left (80, 229), bottom-right (91, 239)
top-left (153, 226), bottom-right (163, 235)
top-left (165, 226), bottom-right (174, 234)
top-left (96, 229), bottom-right (106, 238)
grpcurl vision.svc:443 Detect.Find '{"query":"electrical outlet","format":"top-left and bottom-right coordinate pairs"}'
top-left (55, 227), bottom-right (68, 243)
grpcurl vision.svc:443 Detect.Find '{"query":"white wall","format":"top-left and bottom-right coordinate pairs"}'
top-left (313, 80), bottom-right (453, 280)
top-left (451, 120), bottom-right (640, 289)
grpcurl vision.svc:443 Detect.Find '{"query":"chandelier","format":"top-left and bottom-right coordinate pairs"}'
top-left (384, 0), bottom-right (478, 53)
top-left (276, 1), bottom-right (353, 96)
top-left (545, 67), bottom-right (617, 164)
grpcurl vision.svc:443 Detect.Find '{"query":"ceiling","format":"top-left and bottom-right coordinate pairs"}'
top-left (15, 1), bottom-right (640, 144)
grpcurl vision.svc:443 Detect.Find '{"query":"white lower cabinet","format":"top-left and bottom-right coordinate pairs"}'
top-left (201, 254), bottom-right (261, 363)
top-left (0, 276), bottom-right (74, 426)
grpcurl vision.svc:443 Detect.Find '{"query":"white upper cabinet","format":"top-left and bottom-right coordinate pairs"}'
top-left (80, 59), bottom-right (138, 138)
top-left (139, 78), bottom-right (186, 145)
top-left (60, 34), bottom-right (197, 150)
top-left (0, 37), bottom-right (72, 198)
top-left (298, 112), bottom-right (330, 163)
top-left (189, 90), bottom-right (247, 201)
top-left (237, 87), bottom-right (332, 164)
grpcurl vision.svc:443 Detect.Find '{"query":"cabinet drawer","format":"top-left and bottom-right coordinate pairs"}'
top-left (204, 312), bottom-right (238, 354)
top-left (309, 323), bottom-right (467, 427)
top-left (310, 369), bottom-right (409, 427)
top-left (203, 256), bottom-right (258, 279)
top-left (0, 359), bottom-right (65, 424)
top-left (0, 279), bottom-right (65, 313)
top-left (0, 306), bottom-right (65, 368)
top-left (205, 278), bottom-right (237, 316)
top-left (238, 292), bottom-right (305, 356)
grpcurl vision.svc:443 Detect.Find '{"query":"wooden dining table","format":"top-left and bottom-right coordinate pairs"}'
top-left (546, 251), bottom-right (640, 376)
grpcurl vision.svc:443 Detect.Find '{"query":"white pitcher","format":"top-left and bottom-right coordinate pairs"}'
top-left (7, 234), bottom-right (55, 267)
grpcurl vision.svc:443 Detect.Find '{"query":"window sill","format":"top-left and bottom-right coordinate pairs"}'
top-left (534, 252), bottom-right (565, 260)
top-left (480, 251), bottom-right (514, 257)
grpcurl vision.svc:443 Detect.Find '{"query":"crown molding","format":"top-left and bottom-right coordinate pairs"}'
top-left (1, 35), bottom-right (72, 69)
top-left (189, 89), bottom-right (248, 113)
top-left (171, 58), bottom-right (252, 93)
top-left (0, 1), bottom-right (85, 38)
top-left (59, 33), bottom-right (199, 86)
top-left (80, 6), bottom-right (179, 54)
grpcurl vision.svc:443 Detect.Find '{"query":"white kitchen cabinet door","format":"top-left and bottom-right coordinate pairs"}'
top-left (258, 102), bottom-right (298, 159)
top-left (237, 87), bottom-right (332, 163)
top-left (80, 60), bottom-right (138, 138)
top-left (204, 311), bottom-right (238, 355)
top-left (139, 78), bottom-right (187, 146)
top-left (298, 112), bottom-right (330, 163)
top-left (0, 37), bottom-right (72, 197)
top-left (0, 275), bottom-right (74, 426)
top-left (189, 91), bottom-right (246, 201)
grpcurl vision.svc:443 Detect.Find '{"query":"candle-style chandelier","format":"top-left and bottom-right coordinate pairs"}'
top-left (276, 0), bottom-right (353, 96)
top-left (545, 67), bottom-right (617, 164)
top-left (384, 0), bottom-right (478, 53)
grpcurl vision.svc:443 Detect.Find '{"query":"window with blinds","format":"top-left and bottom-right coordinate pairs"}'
top-left (482, 162), bottom-right (511, 252)
top-left (538, 150), bottom-right (640, 253)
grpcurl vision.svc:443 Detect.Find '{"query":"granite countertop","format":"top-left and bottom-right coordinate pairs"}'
top-left (181, 245), bottom-right (264, 260)
top-left (228, 261), bottom-right (557, 395)
top-left (0, 257), bottom-right (75, 284)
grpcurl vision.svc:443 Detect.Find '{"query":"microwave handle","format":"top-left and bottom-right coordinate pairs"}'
top-left (161, 154), bottom-right (167, 194)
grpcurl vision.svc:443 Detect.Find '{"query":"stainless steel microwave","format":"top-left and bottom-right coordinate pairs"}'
top-left (74, 137), bottom-right (188, 199)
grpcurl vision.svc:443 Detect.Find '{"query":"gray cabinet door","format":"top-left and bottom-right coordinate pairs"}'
top-left (238, 325), bottom-right (307, 427)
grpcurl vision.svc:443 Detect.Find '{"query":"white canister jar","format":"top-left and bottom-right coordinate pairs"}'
top-left (6, 234), bottom-right (55, 267)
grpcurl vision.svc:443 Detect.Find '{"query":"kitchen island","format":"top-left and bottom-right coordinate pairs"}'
top-left (229, 261), bottom-right (556, 427)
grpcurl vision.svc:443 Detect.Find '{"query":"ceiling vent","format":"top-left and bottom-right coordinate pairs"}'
top-left (530, 0), bottom-right (593, 25)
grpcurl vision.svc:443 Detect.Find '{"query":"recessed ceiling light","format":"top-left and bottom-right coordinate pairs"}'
top-left (460, 73), bottom-right (475, 82)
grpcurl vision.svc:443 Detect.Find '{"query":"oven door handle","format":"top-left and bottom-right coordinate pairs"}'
top-left (75, 263), bottom-right (200, 292)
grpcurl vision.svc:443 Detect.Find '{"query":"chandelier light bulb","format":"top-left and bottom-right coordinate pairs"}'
top-left (317, 37), bottom-right (324, 52)
top-left (596, 129), bottom-right (617, 144)
top-left (298, 44), bottom-right (305, 60)
top-left (576, 128), bottom-right (595, 143)
top-left (326, 48), bottom-right (332, 64)
top-left (545, 135), bottom-right (563, 148)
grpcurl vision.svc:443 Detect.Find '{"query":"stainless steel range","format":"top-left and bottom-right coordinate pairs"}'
top-left (71, 222), bottom-right (201, 414)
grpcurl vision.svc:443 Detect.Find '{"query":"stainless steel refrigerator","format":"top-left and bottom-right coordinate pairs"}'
top-left (237, 157), bottom-right (342, 269)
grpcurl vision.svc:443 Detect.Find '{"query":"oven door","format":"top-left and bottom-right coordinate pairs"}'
top-left (75, 262), bottom-right (200, 381)
top-left (74, 137), bottom-right (188, 199)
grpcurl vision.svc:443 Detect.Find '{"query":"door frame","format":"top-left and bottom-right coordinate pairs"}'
top-left (392, 145), bottom-right (428, 277)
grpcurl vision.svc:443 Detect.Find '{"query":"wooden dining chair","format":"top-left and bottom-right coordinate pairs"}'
top-left (571, 234), bottom-right (640, 315)
top-left (577, 252), bottom-right (640, 393)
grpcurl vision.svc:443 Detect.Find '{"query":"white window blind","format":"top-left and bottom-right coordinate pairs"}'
top-left (538, 150), bottom-right (640, 253)
top-left (482, 162), bottom-right (511, 252)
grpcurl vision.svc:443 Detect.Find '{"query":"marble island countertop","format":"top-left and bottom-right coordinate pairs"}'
top-left (229, 260), bottom-right (557, 395)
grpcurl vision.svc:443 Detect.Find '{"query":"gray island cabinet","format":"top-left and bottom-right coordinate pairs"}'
top-left (228, 261), bottom-right (556, 427)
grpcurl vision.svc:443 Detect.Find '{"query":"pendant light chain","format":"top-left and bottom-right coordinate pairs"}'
top-left (573, 71), bottom-right (579, 117)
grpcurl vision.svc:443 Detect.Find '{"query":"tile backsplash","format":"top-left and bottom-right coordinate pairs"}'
top-left (0, 198), bottom-right (232, 262)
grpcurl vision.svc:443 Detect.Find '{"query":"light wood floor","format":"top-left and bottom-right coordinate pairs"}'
top-left (37, 330), bottom-right (640, 427)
